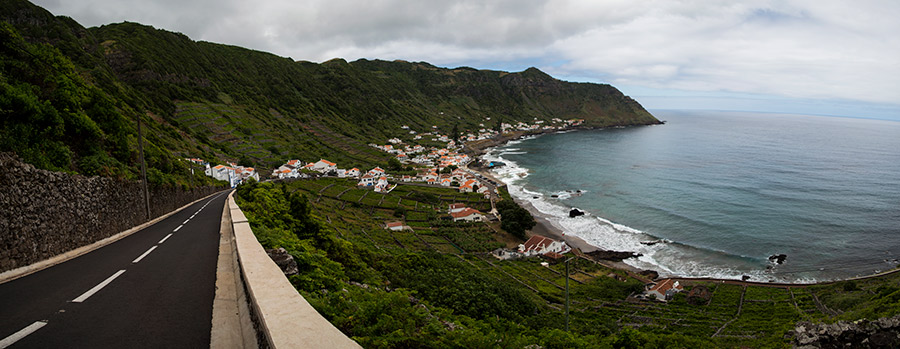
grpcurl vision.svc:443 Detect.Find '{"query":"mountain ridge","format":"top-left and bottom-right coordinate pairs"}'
top-left (1, 0), bottom-right (658, 182)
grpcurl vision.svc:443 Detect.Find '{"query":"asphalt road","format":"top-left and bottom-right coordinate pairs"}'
top-left (0, 190), bottom-right (230, 348)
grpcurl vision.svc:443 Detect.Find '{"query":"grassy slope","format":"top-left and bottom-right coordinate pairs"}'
top-left (236, 178), bottom-right (900, 348)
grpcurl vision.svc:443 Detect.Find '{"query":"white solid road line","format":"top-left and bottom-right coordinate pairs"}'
top-left (132, 246), bottom-right (158, 264)
top-left (174, 225), bottom-right (183, 232)
top-left (158, 233), bottom-right (173, 244)
top-left (72, 270), bottom-right (126, 303)
top-left (0, 321), bottom-right (47, 349)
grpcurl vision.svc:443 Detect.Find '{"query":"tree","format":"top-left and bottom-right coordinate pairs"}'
top-left (238, 157), bottom-right (254, 167)
top-left (451, 123), bottom-right (460, 141)
top-left (386, 157), bottom-right (402, 171)
top-left (496, 199), bottom-right (535, 239)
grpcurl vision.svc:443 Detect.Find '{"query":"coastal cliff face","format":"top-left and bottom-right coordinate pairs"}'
top-left (1, 0), bottom-right (659, 179)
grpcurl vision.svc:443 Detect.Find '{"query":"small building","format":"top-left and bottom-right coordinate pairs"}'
top-left (374, 176), bottom-right (390, 192)
top-left (358, 173), bottom-right (376, 186)
top-left (448, 203), bottom-right (467, 214)
top-left (384, 221), bottom-right (406, 231)
top-left (312, 159), bottom-right (337, 173)
top-left (368, 167), bottom-right (385, 177)
top-left (450, 208), bottom-right (484, 222)
top-left (518, 235), bottom-right (570, 257)
top-left (645, 279), bottom-right (684, 301)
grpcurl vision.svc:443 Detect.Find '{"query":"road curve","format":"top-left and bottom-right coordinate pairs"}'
top-left (0, 190), bottom-right (230, 348)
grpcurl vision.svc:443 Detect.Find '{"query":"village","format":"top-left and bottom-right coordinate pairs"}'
top-left (187, 116), bottom-right (680, 301)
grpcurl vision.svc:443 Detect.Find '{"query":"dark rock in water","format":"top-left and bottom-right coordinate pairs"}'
top-left (569, 208), bottom-right (585, 218)
top-left (266, 247), bottom-right (299, 276)
top-left (742, 275), bottom-right (751, 281)
top-left (585, 249), bottom-right (642, 262)
top-left (640, 240), bottom-right (660, 246)
top-left (768, 254), bottom-right (787, 265)
top-left (551, 194), bottom-right (558, 198)
top-left (533, 196), bottom-right (539, 199)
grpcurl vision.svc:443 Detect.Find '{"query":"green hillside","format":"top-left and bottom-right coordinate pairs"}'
top-left (1, 0), bottom-right (658, 181)
top-left (236, 178), bottom-right (900, 348)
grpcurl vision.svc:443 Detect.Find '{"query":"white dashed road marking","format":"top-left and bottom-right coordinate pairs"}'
top-left (158, 233), bottom-right (173, 244)
top-left (132, 246), bottom-right (158, 264)
top-left (0, 321), bottom-right (47, 348)
top-left (72, 270), bottom-right (126, 303)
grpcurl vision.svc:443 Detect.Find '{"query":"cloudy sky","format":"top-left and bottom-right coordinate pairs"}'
top-left (35, 0), bottom-right (900, 120)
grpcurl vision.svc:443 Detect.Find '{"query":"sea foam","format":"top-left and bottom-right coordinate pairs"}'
top-left (483, 147), bottom-right (806, 283)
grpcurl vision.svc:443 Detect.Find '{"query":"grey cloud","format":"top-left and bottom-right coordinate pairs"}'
top-left (30, 0), bottom-right (900, 106)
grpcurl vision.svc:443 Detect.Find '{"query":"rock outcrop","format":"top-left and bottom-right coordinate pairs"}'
top-left (266, 248), bottom-right (299, 276)
top-left (792, 315), bottom-right (900, 348)
top-left (584, 249), bottom-right (642, 262)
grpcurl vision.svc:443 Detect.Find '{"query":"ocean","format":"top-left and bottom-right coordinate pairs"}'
top-left (484, 110), bottom-right (900, 283)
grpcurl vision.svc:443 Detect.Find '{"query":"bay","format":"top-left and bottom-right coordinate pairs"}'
top-left (486, 110), bottom-right (900, 282)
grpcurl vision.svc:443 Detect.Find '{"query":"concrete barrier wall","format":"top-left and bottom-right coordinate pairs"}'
top-left (0, 152), bottom-right (222, 273)
top-left (227, 193), bottom-right (360, 349)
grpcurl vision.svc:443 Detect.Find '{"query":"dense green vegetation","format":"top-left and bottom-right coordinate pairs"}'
top-left (496, 186), bottom-right (537, 239)
top-left (1, 0), bottom-right (658, 179)
top-left (235, 178), bottom-right (900, 348)
top-left (7, 1), bottom-right (900, 346)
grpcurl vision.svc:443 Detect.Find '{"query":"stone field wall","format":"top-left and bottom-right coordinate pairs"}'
top-left (0, 152), bottom-right (223, 273)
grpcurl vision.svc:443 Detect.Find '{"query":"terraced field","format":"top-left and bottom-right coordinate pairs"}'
top-left (244, 178), bottom-right (900, 347)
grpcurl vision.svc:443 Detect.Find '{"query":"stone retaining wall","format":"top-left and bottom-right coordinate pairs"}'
top-left (0, 152), bottom-right (223, 273)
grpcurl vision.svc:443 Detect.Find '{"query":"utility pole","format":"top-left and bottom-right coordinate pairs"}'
top-left (137, 114), bottom-right (151, 220)
top-left (565, 256), bottom-right (574, 332)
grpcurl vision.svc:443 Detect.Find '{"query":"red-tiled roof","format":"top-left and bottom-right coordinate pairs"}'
top-left (385, 221), bottom-right (404, 228)
top-left (450, 208), bottom-right (482, 219)
top-left (448, 203), bottom-right (466, 209)
top-left (649, 279), bottom-right (683, 294)
top-left (521, 235), bottom-right (556, 253)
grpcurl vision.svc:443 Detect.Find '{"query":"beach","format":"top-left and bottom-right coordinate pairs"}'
top-left (468, 160), bottom-right (647, 275)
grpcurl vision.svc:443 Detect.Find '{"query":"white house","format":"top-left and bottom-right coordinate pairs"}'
top-left (312, 159), bottom-right (337, 173)
top-left (210, 165), bottom-right (234, 182)
top-left (346, 168), bottom-right (361, 177)
top-left (518, 236), bottom-right (570, 257)
top-left (459, 179), bottom-right (478, 193)
top-left (645, 279), bottom-right (684, 301)
top-left (274, 168), bottom-right (293, 179)
top-left (448, 203), bottom-right (466, 214)
top-left (374, 176), bottom-right (390, 193)
top-left (368, 167), bottom-right (385, 177)
top-left (385, 221), bottom-right (406, 231)
top-left (285, 159), bottom-right (302, 169)
top-left (451, 208), bottom-right (484, 222)
top-left (358, 173), bottom-right (376, 186)
top-left (236, 167), bottom-right (259, 182)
